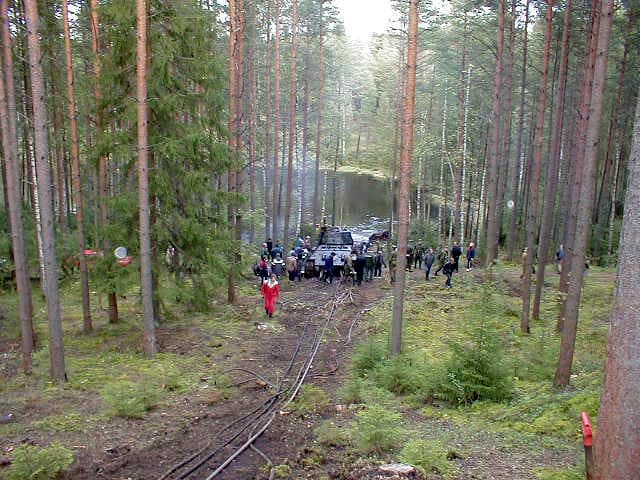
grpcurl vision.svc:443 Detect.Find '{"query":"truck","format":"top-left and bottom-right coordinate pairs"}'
top-left (305, 228), bottom-right (354, 276)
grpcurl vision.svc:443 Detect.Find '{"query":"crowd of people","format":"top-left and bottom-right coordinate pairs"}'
top-left (256, 232), bottom-right (481, 317)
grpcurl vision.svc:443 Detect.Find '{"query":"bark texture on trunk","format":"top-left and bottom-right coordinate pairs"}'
top-left (532, 0), bottom-right (573, 320)
top-left (136, 0), bottom-right (157, 357)
top-left (283, 0), bottom-right (298, 246)
top-left (312, 0), bottom-right (324, 227)
top-left (507, 0), bottom-right (530, 261)
top-left (555, 0), bottom-right (613, 388)
top-left (484, 0), bottom-right (505, 271)
top-left (594, 93), bottom-right (640, 480)
top-left (62, 0), bottom-right (92, 332)
top-left (272, 1), bottom-right (281, 239)
top-left (0, 2), bottom-right (34, 372)
top-left (391, 0), bottom-right (418, 356)
top-left (521, 0), bottom-right (554, 334)
top-left (24, 0), bottom-right (67, 381)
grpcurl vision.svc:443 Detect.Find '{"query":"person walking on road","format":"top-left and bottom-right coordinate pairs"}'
top-left (443, 257), bottom-right (455, 288)
top-left (261, 273), bottom-right (281, 318)
top-left (451, 242), bottom-right (462, 272)
top-left (324, 253), bottom-right (336, 284)
top-left (354, 254), bottom-right (366, 286)
top-left (423, 248), bottom-right (435, 281)
top-left (374, 251), bottom-right (386, 278)
top-left (433, 246), bottom-right (448, 276)
top-left (286, 251), bottom-right (298, 282)
top-left (466, 243), bottom-right (476, 271)
top-left (271, 254), bottom-right (285, 279)
top-left (258, 256), bottom-right (270, 281)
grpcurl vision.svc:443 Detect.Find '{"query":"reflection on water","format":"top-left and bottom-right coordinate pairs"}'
top-left (256, 168), bottom-right (442, 242)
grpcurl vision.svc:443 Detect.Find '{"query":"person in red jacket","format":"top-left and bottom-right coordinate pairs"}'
top-left (261, 273), bottom-right (281, 318)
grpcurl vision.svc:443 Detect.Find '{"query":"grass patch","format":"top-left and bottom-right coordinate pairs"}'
top-left (291, 385), bottom-right (330, 416)
top-left (31, 413), bottom-right (86, 433)
top-left (350, 404), bottom-right (403, 454)
top-left (7, 443), bottom-right (74, 480)
top-left (101, 380), bottom-right (162, 418)
top-left (399, 438), bottom-right (457, 478)
top-left (314, 420), bottom-right (351, 447)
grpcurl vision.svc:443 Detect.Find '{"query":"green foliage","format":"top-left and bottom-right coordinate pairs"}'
top-left (351, 340), bottom-right (387, 377)
top-left (7, 443), bottom-right (74, 480)
top-left (31, 414), bottom-right (85, 433)
top-left (439, 288), bottom-right (513, 405)
top-left (535, 466), bottom-right (585, 480)
top-left (409, 220), bottom-right (440, 248)
top-left (314, 420), bottom-right (351, 447)
top-left (399, 439), bottom-right (457, 478)
top-left (101, 380), bottom-right (161, 418)
top-left (350, 404), bottom-right (403, 453)
top-left (371, 354), bottom-right (430, 395)
top-left (337, 377), bottom-right (395, 406)
top-left (273, 464), bottom-right (292, 478)
top-left (292, 385), bottom-right (330, 415)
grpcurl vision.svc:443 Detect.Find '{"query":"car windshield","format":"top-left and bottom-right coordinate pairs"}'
top-left (320, 231), bottom-right (353, 245)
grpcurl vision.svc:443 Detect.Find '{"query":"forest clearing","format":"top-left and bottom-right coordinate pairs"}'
top-left (1, 266), bottom-right (613, 479)
top-left (0, 0), bottom-right (639, 479)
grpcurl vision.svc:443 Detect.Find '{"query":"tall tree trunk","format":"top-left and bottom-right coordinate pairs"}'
top-left (557, 0), bottom-right (601, 331)
top-left (507, 0), bottom-right (530, 261)
top-left (391, 0), bottom-right (419, 356)
top-left (596, 10), bottom-right (636, 249)
top-left (521, 0), bottom-right (554, 334)
top-left (227, 0), bottom-right (244, 303)
top-left (0, 2), bottom-right (34, 372)
top-left (136, 0), bottom-right (157, 357)
top-left (497, 3), bottom-right (515, 247)
top-left (312, 0), bottom-right (324, 227)
top-left (300, 75), bottom-right (309, 228)
top-left (554, 0), bottom-right (613, 388)
top-left (532, 0), bottom-right (573, 320)
top-left (484, 0), bottom-right (505, 270)
top-left (90, 0), bottom-right (117, 323)
top-left (283, 0), bottom-right (298, 246)
top-left (594, 92), bottom-right (640, 480)
top-left (62, 0), bottom-right (92, 333)
top-left (24, 0), bottom-right (66, 381)
top-left (264, 25), bottom-right (272, 240)
top-left (454, 16), bottom-right (467, 239)
top-left (438, 80), bottom-right (447, 239)
top-left (247, 1), bottom-right (257, 244)
top-left (460, 66), bottom-right (471, 244)
top-left (272, 0), bottom-right (281, 239)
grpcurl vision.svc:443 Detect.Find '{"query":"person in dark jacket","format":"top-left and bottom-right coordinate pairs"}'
top-left (324, 252), bottom-right (336, 284)
top-left (374, 251), bottom-right (386, 278)
top-left (271, 254), bottom-right (285, 279)
top-left (466, 243), bottom-right (476, 271)
top-left (266, 238), bottom-right (274, 257)
top-left (423, 248), bottom-right (435, 281)
top-left (451, 242), bottom-right (462, 272)
top-left (406, 247), bottom-right (414, 272)
top-left (364, 254), bottom-right (374, 282)
top-left (258, 256), bottom-right (270, 281)
top-left (354, 255), bottom-right (366, 286)
top-left (433, 246), bottom-right (448, 276)
top-left (443, 257), bottom-right (455, 288)
top-left (414, 244), bottom-right (424, 270)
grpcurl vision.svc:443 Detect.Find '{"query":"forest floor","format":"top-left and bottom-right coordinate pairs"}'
top-left (0, 263), bottom-right (612, 480)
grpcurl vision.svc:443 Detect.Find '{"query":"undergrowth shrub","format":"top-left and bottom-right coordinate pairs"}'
top-left (314, 420), bottom-right (350, 446)
top-left (439, 288), bottom-right (513, 404)
top-left (337, 377), bottom-right (395, 405)
top-left (350, 404), bottom-right (403, 453)
top-left (101, 380), bottom-right (161, 418)
top-left (534, 466), bottom-right (585, 480)
top-left (7, 443), bottom-right (74, 480)
top-left (371, 354), bottom-right (428, 395)
top-left (291, 385), bottom-right (330, 415)
top-left (351, 340), bottom-right (387, 377)
top-left (399, 438), bottom-right (457, 478)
